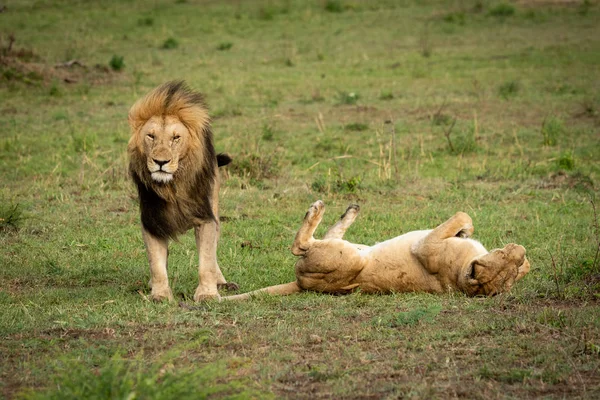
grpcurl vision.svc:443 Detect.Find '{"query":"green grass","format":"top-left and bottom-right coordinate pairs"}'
top-left (1, 0), bottom-right (600, 398)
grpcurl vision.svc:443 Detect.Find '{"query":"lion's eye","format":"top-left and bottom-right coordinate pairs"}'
top-left (173, 135), bottom-right (181, 142)
top-left (146, 134), bottom-right (155, 140)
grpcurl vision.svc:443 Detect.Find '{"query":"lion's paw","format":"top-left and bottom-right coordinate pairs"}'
top-left (218, 282), bottom-right (240, 292)
top-left (193, 286), bottom-right (221, 302)
top-left (151, 287), bottom-right (174, 302)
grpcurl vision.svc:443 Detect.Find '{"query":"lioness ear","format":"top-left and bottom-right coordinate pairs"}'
top-left (466, 262), bottom-right (480, 286)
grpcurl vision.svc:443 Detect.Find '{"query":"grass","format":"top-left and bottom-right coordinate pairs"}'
top-left (1, 0), bottom-right (600, 398)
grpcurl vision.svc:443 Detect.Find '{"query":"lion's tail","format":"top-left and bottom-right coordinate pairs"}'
top-left (220, 281), bottom-right (301, 301)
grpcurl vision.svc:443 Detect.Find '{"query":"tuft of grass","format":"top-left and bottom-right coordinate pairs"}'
top-left (0, 201), bottom-right (25, 232)
top-left (379, 90), bottom-right (394, 100)
top-left (541, 116), bottom-right (564, 146)
top-left (262, 124), bottom-right (275, 141)
top-left (498, 80), bottom-right (520, 99)
top-left (137, 16), bottom-right (154, 26)
top-left (324, 0), bottom-right (344, 13)
top-left (161, 37), bottom-right (179, 49)
top-left (228, 152), bottom-right (279, 184)
top-left (216, 42), bottom-right (233, 51)
top-left (20, 354), bottom-right (270, 400)
top-left (443, 11), bottom-right (466, 25)
top-left (335, 174), bottom-right (361, 193)
top-left (373, 305), bottom-right (442, 327)
top-left (337, 91), bottom-right (359, 105)
top-left (108, 55), bottom-right (125, 71)
top-left (344, 122), bottom-right (368, 132)
top-left (488, 3), bottom-right (516, 18)
top-left (48, 81), bottom-right (61, 96)
top-left (557, 152), bottom-right (574, 170)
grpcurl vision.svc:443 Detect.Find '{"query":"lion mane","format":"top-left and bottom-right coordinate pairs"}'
top-left (127, 80), bottom-right (230, 240)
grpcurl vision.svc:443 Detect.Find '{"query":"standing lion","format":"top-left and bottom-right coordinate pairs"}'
top-left (127, 81), bottom-right (234, 301)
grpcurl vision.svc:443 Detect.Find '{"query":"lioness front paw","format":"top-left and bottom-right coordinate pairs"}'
top-left (453, 212), bottom-right (474, 238)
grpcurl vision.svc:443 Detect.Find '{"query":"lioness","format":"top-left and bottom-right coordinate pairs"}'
top-left (128, 81), bottom-right (235, 301)
top-left (223, 201), bottom-right (530, 300)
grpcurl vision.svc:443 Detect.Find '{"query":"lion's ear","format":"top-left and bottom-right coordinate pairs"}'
top-left (217, 153), bottom-right (232, 167)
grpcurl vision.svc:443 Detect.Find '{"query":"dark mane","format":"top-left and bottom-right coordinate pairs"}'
top-left (127, 81), bottom-right (221, 240)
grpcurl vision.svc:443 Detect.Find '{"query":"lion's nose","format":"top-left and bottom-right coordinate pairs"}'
top-left (154, 159), bottom-right (170, 168)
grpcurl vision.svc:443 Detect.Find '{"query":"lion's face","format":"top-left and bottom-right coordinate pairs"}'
top-left (139, 115), bottom-right (191, 183)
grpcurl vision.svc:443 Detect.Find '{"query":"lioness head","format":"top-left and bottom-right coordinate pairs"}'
top-left (128, 81), bottom-right (211, 185)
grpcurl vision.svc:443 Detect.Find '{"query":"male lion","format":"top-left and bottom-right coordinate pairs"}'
top-left (223, 200), bottom-right (530, 300)
top-left (128, 81), bottom-right (234, 301)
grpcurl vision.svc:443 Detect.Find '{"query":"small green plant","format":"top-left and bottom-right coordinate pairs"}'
top-left (137, 16), bottom-right (154, 26)
top-left (311, 176), bottom-right (328, 193)
top-left (542, 116), bottom-right (563, 146)
top-left (453, 125), bottom-right (478, 154)
top-left (379, 91), bottom-right (394, 100)
top-left (162, 37), bottom-right (179, 49)
top-left (557, 152), bottom-right (574, 170)
top-left (344, 122), bottom-right (368, 131)
top-left (216, 42), bottom-right (233, 51)
top-left (228, 152), bottom-right (278, 182)
top-left (262, 124), bottom-right (275, 141)
top-left (488, 3), bottom-right (516, 17)
top-left (432, 111), bottom-right (452, 126)
top-left (579, 0), bottom-right (592, 16)
top-left (258, 6), bottom-right (276, 20)
top-left (498, 80), bottom-right (520, 99)
top-left (109, 55), bottom-right (125, 71)
top-left (48, 81), bottom-right (61, 96)
top-left (373, 305), bottom-right (442, 327)
top-left (443, 11), bottom-right (466, 25)
top-left (324, 0), bottom-right (344, 13)
top-left (23, 355), bottom-right (267, 400)
top-left (335, 174), bottom-right (361, 193)
top-left (337, 91), bottom-right (359, 105)
top-left (0, 201), bottom-right (25, 232)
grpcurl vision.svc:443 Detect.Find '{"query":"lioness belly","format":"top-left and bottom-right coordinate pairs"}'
top-left (354, 230), bottom-right (443, 293)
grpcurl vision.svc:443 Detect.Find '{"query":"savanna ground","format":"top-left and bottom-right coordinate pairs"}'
top-left (1, 0), bottom-right (599, 398)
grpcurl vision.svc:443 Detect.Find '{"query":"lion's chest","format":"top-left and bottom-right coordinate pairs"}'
top-left (134, 174), bottom-right (214, 239)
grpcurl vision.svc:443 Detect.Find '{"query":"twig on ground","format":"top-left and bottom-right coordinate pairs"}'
top-left (444, 118), bottom-right (457, 153)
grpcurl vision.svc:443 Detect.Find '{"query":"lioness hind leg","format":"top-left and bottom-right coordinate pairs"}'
top-left (323, 204), bottom-right (360, 240)
top-left (291, 200), bottom-right (325, 256)
top-left (466, 243), bottom-right (528, 296)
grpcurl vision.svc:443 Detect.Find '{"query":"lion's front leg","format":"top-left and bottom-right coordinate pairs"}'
top-left (193, 221), bottom-right (222, 301)
top-left (142, 227), bottom-right (174, 301)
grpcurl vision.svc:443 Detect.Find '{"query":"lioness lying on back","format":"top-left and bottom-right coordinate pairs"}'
top-left (223, 201), bottom-right (530, 300)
